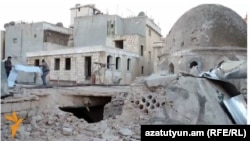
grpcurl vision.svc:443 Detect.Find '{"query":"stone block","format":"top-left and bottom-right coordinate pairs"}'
top-left (11, 102), bottom-right (22, 112)
top-left (62, 127), bottom-right (73, 136)
top-left (31, 100), bottom-right (39, 108)
top-left (11, 101), bottom-right (31, 112)
top-left (21, 101), bottom-right (31, 111)
top-left (1, 103), bottom-right (12, 113)
top-left (16, 110), bottom-right (28, 119)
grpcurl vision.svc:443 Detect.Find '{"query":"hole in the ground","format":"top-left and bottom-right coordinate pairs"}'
top-left (139, 104), bottom-right (144, 109)
top-left (156, 103), bottom-right (160, 107)
top-left (144, 109), bottom-right (149, 114)
top-left (161, 102), bottom-right (165, 106)
top-left (142, 97), bottom-right (146, 103)
top-left (146, 102), bottom-right (150, 107)
top-left (59, 97), bottom-right (111, 123)
top-left (59, 107), bottom-right (104, 123)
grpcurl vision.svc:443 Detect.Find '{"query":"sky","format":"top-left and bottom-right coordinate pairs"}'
top-left (0, 0), bottom-right (248, 36)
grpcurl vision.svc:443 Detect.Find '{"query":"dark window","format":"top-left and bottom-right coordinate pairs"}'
top-left (169, 63), bottom-right (174, 73)
top-left (127, 59), bottom-right (130, 71)
top-left (140, 45), bottom-right (144, 56)
top-left (116, 57), bottom-right (121, 70)
top-left (65, 58), bottom-right (71, 70)
top-left (78, 8), bottom-right (80, 12)
top-left (34, 34), bottom-right (37, 38)
top-left (190, 61), bottom-right (198, 69)
top-left (115, 40), bottom-right (123, 49)
top-left (107, 55), bottom-right (112, 69)
top-left (141, 66), bottom-right (144, 74)
top-left (34, 59), bottom-right (39, 66)
top-left (85, 57), bottom-right (92, 80)
top-left (54, 58), bottom-right (60, 70)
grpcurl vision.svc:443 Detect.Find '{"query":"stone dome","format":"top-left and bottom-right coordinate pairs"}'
top-left (166, 4), bottom-right (247, 50)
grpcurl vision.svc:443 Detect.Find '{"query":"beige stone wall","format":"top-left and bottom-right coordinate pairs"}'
top-left (145, 26), bottom-right (162, 75)
top-left (106, 34), bottom-right (146, 78)
top-left (27, 49), bottom-right (139, 85)
top-left (106, 34), bottom-right (142, 53)
top-left (27, 53), bottom-right (100, 84)
top-left (164, 48), bottom-right (247, 74)
top-left (0, 31), bottom-right (5, 60)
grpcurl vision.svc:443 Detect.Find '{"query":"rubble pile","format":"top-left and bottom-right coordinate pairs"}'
top-left (120, 73), bottom-right (233, 125)
top-left (1, 93), bottom-right (141, 141)
top-left (1, 73), bottom-right (243, 140)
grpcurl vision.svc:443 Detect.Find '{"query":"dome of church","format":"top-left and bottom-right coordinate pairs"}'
top-left (165, 4), bottom-right (247, 50)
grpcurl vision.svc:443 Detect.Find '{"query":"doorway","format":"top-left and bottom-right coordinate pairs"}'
top-left (169, 63), bottom-right (174, 73)
top-left (85, 57), bottom-right (92, 80)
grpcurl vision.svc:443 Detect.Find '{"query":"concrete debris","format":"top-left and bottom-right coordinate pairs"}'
top-left (1, 72), bottom-right (240, 141)
top-left (119, 128), bottom-right (134, 136)
top-left (62, 127), bottom-right (73, 136)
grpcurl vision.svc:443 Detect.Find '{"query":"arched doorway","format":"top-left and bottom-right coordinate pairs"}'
top-left (169, 63), bottom-right (174, 73)
top-left (190, 61), bottom-right (198, 69)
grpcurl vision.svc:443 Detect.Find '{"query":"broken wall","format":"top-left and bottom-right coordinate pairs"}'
top-left (1, 62), bottom-right (8, 97)
top-left (44, 30), bottom-right (69, 46)
top-left (164, 47), bottom-right (247, 74)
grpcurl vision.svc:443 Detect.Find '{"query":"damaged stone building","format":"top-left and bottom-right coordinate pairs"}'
top-left (1, 3), bottom-right (247, 141)
top-left (25, 4), bottom-right (162, 85)
top-left (4, 21), bottom-right (73, 83)
top-left (155, 4), bottom-right (247, 93)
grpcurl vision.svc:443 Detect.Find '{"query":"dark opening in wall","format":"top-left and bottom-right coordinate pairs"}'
top-left (116, 57), bottom-right (121, 70)
top-left (107, 55), bottom-right (112, 69)
top-left (54, 58), bottom-right (60, 70)
top-left (65, 58), bottom-right (71, 70)
top-left (141, 66), bottom-right (144, 74)
top-left (34, 59), bottom-right (40, 66)
top-left (115, 40), bottom-right (124, 49)
top-left (140, 45), bottom-right (144, 56)
top-left (190, 61), bottom-right (198, 68)
top-left (85, 56), bottom-right (92, 80)
top-left (59, 97), bottom-right (112, 123)
top-left (127, 58), bottom-right (130, 71)
top-left (169, 63), bottom-right (174, 73)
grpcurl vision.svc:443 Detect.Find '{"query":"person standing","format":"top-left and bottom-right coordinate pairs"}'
top-left (40, 59), bottom-right (50, 87)
top-left (4, 56), bottom-right (12, 78)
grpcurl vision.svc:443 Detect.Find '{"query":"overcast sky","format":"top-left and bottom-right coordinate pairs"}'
top-left (0, 0), bottom-right (248, 36)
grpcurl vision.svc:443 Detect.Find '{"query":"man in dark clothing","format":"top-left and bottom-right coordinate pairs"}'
top-left (4, 56), bottom-right (12, 78)
top-left (40, 59), bottom-right (50, 87)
